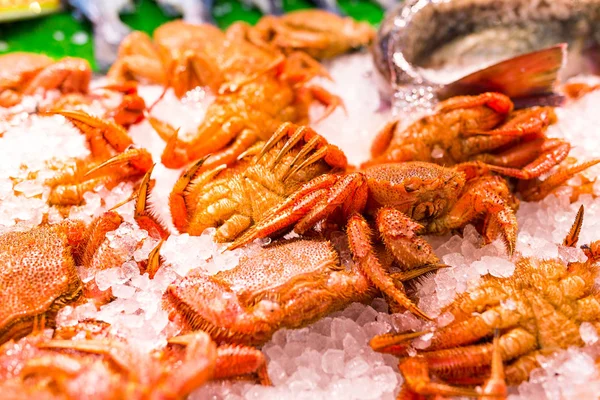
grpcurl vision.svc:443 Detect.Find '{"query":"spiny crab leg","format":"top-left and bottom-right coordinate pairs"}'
top-left (168, 334), bottom-right (271, 386)
top-left (347, 213), bottom-right (432, 321)
top-left (564, 205), bottom-right (584, 247)
top-left (49, 109), bottom-right (135, 156)
top-left (481, 330), bottom-right (508, 399)
top-left (519, 158), bottom-right (600, 201)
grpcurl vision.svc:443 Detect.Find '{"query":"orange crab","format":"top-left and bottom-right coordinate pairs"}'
top-left (370, 206), bottom-right (600, 399)
top-left (168, 122), bottom-right (347, 241)
top-left (226, 161), bottom-right (526, 321)
top-left (108, 21), bottom-right (227, 97)
top-left (0, 326), bottom-right (268, 399)
top-left (0, 52), bottom-right (91, 108)
top-left (365, 93), bottom-right (576, 184)
top-left (165, 235), bottom-right (437, 347)
top-left (31, 110), bottom-right (153, 210)
top-left (0, 172), bottom-right (168, 345)
top-left (152, 52), bottom-right (342, 171)
top-left (233, 10), bottom-right (376, 60)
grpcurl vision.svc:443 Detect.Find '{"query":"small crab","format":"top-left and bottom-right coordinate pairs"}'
top-left (370, 206), bottom-right (600, 398)
top-left (168, 122), bottom-right (347, 241)
top-left (164, 236), bottom-right (434, 346)
top-left (0, 173), bottom-right (168, 344)
top-left (228, 161), bottom-right (525, 320)
top-left (34, 110), bottom-right (153, 210)
top-left (0, 52), bottom-right (91, 108)
top-left (234, 10), bottom-right (376, 60)
top-left (365, 93), bottom-right (577, 184)
top-left (0, 328), bottom-right (219, 399)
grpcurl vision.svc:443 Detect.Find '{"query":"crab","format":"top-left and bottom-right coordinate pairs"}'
top-left (0, 52), bottom-right (91, 108)
top-left (27, 110), bottom-right (153, 211)
top-left (365, 93), bottom-right (578, 184)
top-left (0, 170), bottom-right (168, 345)
top-left (369, 206), bottom-right (600, 398)
top-left (164, 235), bottom-right (437, 347)
top-left (168, 122), bottom-right (347, 241)
top-left (232, 10), bottom-right (376, 60)
top-left (152, 50), bottom-right (343, 170)
top-left (0, 328), bottom-right (237, 399)
top-left (108, 21), bottom-right (227, 97)
top-left (227, 160), bottom-right (565, 320)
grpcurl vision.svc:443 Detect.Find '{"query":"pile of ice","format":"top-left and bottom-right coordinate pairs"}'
top-left (3, 51), bottom-right (600, 399)
top-left (192, 300), bottom-right (401, 400)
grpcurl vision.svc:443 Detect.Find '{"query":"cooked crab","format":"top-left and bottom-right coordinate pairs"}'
top-left (365, 93), bottom-right (576, 183)
top-left (164, 235), bottom-right (437, 347)
top-left (0, 52), bottom-right (91, 108)
top-left (0, 171), bottom-right (168, 344)
top-left (168, 122), bottom-right (347, 241)
top-left (28, 110), bottom-right (153, 210)
top-left (0, 328), bottom-right (220, 399)
top-left (232, 10), bottom-right (376, 60)
top-left (151, 46), bottom-right (342, 170)
top-left (370, 206), bottom-right (600, 398)
top-left (227, 161), bottom-right (527, 320)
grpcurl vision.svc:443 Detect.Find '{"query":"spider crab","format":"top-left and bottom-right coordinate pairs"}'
top-left (164, 234), bottom-right (436, 346)
top-left (232, 10), bottom-right (376, 60)
top-left (0, 52), bottom-right (91, 108)
top-left (0, 324), bottom-right (269, 399)
top-left (365, 93), bottom-right (576, 184)
top-left (369, 206), bottom-right (600, 398)
top-left (0, 170), bottom-right (168, 345)
top-left (168, 122), bottom-right (347, 242)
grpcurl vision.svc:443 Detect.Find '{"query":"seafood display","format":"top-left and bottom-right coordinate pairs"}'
top-left (2, 6), bottom-right (600, 400)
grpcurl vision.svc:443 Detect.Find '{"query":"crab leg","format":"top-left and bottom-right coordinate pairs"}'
top-left (375, 207), bottom-right (443, 270)
top-left (22, 57), bottom-right (92, 95)
top-left (397, 327), bottom-right (535, 397)
top-left (201, 129), bottom-right (260, 172)
top-left (436, 92), bottom-right (513, 115)
top-left (163, 332), bottom-right (218, 396)
top-left (483, 139), bottom-right (571, 179)
top-left (228, 174), bottom-right (338, 249)
top-left (481, 331), bottom-right (508, 400)
top-left (132, 165), bottom-right (170, 239)
top-left (347, 213), bottom-right (431, 321)
top-left (519, 158), bottom-right (600, 201)
top-left (214, 344), bottom-right (271, 385)
top-left (51, 109), bottom-right (135, 156)
top-left (371, 299), bottom-right (524, 355)
top-left (464, 106), bottom-right (556, 137)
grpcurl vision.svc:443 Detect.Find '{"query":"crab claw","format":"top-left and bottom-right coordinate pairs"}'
top-left (50, 109), bottom-right (135, 156)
